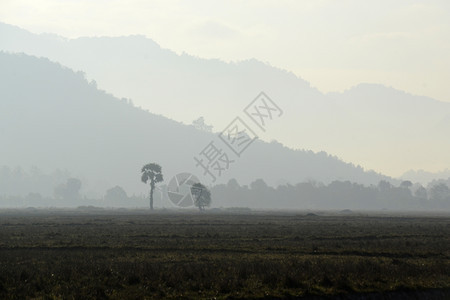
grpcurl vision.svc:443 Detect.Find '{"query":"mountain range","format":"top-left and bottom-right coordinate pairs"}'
top-left (1, 22), bottom-right (449, 180)
top-left (0, 51), bottom-right (391, 199)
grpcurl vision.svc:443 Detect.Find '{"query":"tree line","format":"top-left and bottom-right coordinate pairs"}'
top-left (211, 178), bottom-right (450, 210)
top-left (1, 163), bottom-right (450, 211)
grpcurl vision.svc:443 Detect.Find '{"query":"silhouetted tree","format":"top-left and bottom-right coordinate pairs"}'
top-left (227, 178), bottom-right (240, 191)
top-left (105, 186), bottom-right (128, 205)
top-left (141, 163), bottom-right (163, 210)
top-left (191, 183), bottom-right (211, 211)
top-left (414, 186), bottom-right (428, 200)
top-left (250, 179), bottom-right (268, 191)
top-left (429, 183), bottom-right (450, 207)
top-left (377, 180), bottom-right (392, 192)
top-left (192, 116), bottom-right (213, 132)
top-left (400, 180), bottom-right (413, 189)
top-left (54, 178), bottom-right (82, 200)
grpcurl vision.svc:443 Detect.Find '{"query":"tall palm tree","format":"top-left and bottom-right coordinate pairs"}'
top-left (141, 163), bottom-right (163, 210)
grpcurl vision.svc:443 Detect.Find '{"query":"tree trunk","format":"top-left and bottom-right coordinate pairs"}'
top-left (149, 182), bottom-right (154, 210)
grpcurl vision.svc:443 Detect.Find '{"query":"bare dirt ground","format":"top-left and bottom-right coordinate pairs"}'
top-left (0, 209), bottom-right (449, 299)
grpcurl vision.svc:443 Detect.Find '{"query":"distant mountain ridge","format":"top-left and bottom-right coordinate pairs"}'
top-left (401, 169), bottom-right (450, 186)
top-left (0, 52), bottom-right (392, 199)
top-left (1, 21), bottom-right (449, 182)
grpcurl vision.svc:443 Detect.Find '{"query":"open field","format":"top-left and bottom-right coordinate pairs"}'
top-left (0, 209), bottom-right (449, 299)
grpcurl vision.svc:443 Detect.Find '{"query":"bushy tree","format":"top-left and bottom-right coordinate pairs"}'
top-left (429, 183), bottom-right (450, 207)
top-left (250, 179), bottom-right (268, 191)
top-left (414, 186), bottom-right (428, 200)
top-left (227, 178), bottom-right (240, 191)
top-left (192, 116), bottom-right (213, 132)
top-left (105, 186), bottom-right (128, 205)
top-left (54, 178), bottom-right (82, 200)
top-left (400, 180), bottom-right (413, 189)
top-left (377, 180), bottom-right (392, 192)
top-left (191, 183), bottom-right (211, 211)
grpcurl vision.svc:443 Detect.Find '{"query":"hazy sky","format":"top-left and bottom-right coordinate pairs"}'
top-left (1, 0), bottom-right (450, 103)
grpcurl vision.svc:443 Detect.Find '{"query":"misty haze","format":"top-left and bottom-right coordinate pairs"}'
top-left (0, 1), bottom-right (449, 299)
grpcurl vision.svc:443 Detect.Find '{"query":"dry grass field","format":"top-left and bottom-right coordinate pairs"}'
top-left (0, 209), bottom-right (449, 299)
